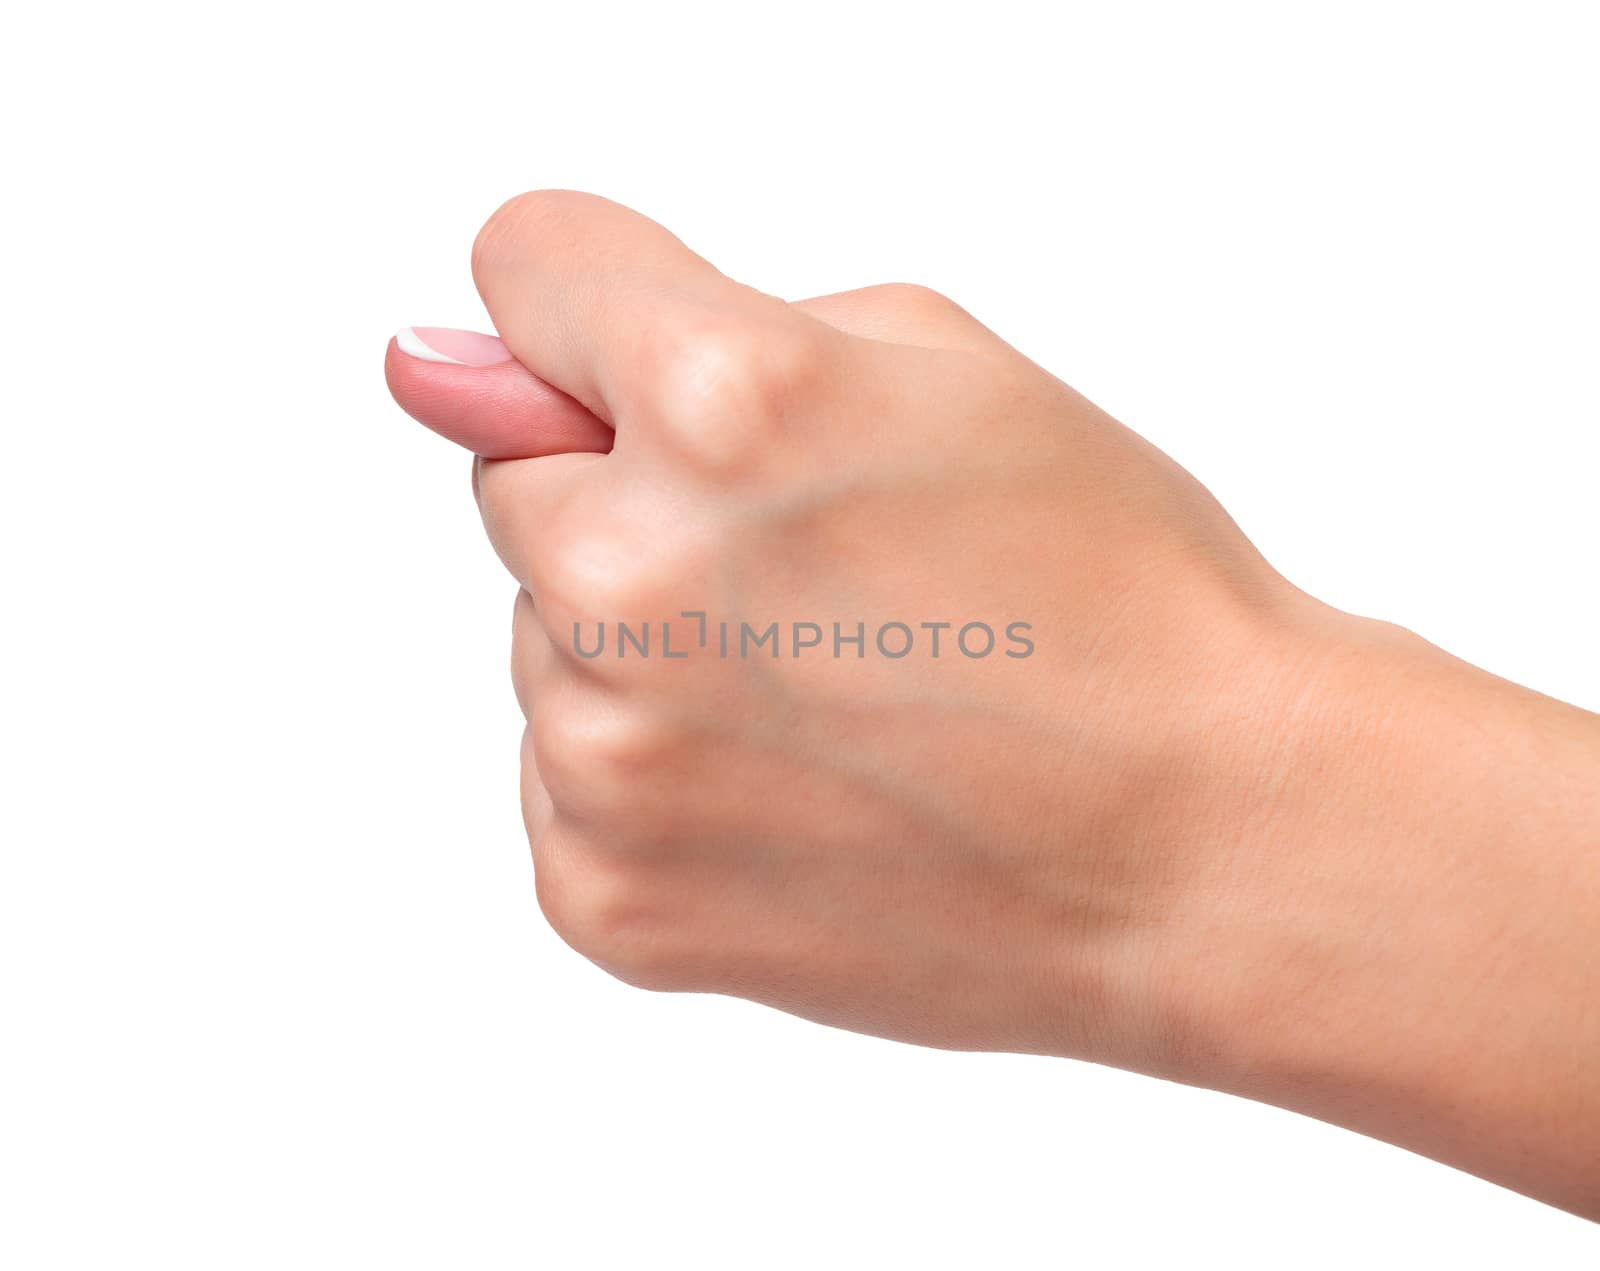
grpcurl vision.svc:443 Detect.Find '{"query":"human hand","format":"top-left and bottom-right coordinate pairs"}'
top-left (386, 191), bottom-right (1600, 1218)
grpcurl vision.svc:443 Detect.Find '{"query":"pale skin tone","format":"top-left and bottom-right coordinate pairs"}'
top-left (385, 191), bottom-right (1600, 1220)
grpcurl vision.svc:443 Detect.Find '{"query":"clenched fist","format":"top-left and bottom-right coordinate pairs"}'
top-left (386, 192), bottom-right (1600, 1219)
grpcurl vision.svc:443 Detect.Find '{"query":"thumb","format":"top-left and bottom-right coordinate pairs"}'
top-left (384, 326), bottom-right (612, 459)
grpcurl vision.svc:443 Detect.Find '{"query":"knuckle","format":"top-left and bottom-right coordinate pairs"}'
top-left (471, 189), bottom-right (586, 283)
top-left (638, 319), bottom-right (819, 479)
top-left (642, 321), bottom-right (768, 424)
top-left (873, 281), bottom-right (954, 311)
top-left (531, 690), bottom-right (662, 813)
top-left (536, 524), bottom-right (660, 629)
top-left (510, 589), bottom-right (552, 718)
top-left (470, 195), bottom-right (526, 283)
top-left (868, 281), bottom-right (975, 327)
top-left (540, 537), bottom-right (659, 630)
top-left (533, 833), bottom-right (684, 991)
top-left (473, 456), bottom-right (548, 580)
top-left (533, 489), bottom-right (709, 638)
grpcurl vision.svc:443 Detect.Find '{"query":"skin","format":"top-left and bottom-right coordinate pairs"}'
top-left (384, 191), bottom-right (1600, 1220)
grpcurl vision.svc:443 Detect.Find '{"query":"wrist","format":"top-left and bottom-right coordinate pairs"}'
top-left (1161, 602), bottom-right (1600, 1214)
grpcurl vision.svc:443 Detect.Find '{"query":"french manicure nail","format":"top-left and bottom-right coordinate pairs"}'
top-left (394, 326), bottom-right (513, 367)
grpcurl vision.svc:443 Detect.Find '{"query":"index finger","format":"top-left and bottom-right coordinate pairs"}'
top-left (469, 190), bottom-right (806, 428)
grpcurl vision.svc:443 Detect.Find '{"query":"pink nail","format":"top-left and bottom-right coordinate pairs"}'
top-left (394, 326), bottom-right (513, 367)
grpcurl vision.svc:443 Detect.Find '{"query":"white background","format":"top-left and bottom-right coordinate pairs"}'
top-left (3, 1), bottom-right (1596, 1265)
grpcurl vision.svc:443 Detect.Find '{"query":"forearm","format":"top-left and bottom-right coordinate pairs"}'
top-left (1175, 604), bottom-right (1600, 1217)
